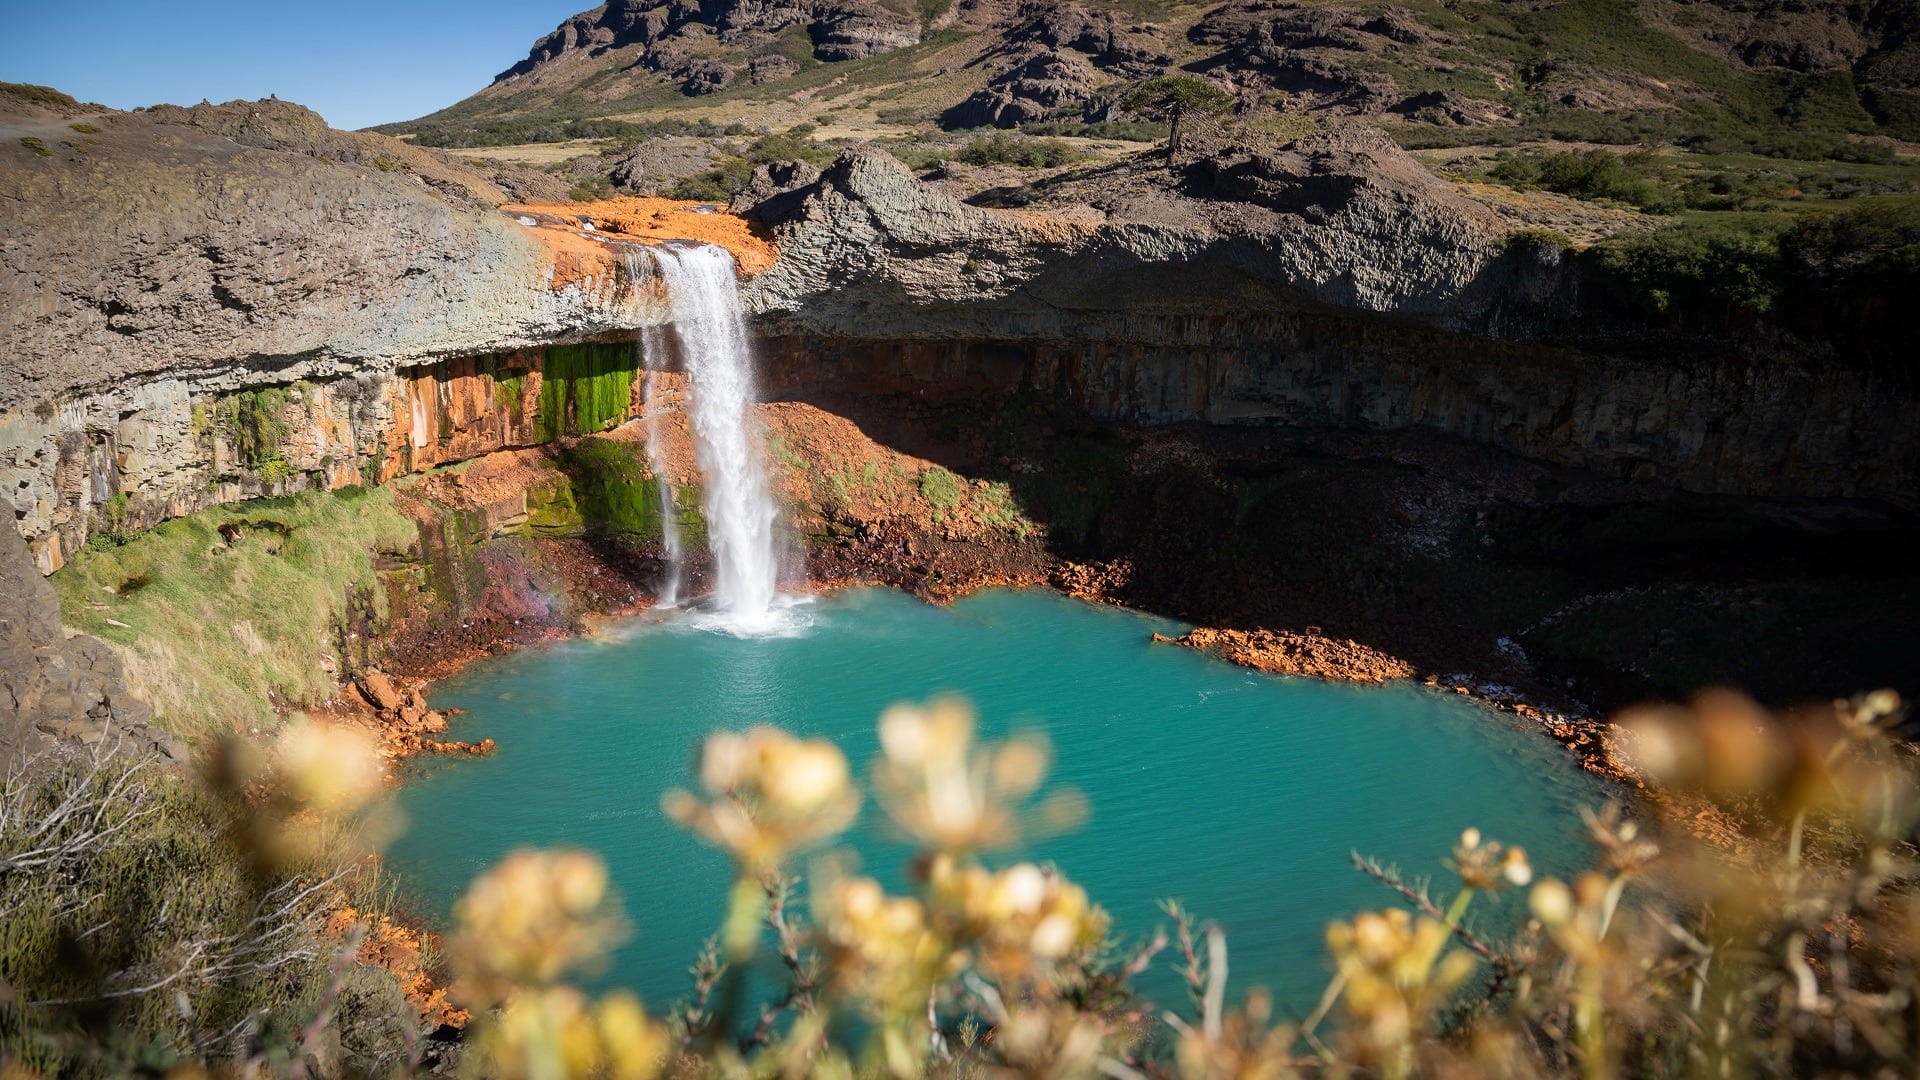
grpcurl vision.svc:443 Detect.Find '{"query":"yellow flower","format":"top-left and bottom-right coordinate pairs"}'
top-left (1449, 827), bottom-right (1532, 890)
top-left (664, 727), bottom-right (859, 873)
top-left (1527, 872), bottom-right (1615, 963)
top-left (815, 875), bottom-right (953, 1014)
top-left (1174, 989), bottom-right (1300, 1080)
top-left (872, 697), bottom-right (1077, 853)
top-left (476, 986), bottom-right (666, 1080)
top-left (937, 860), bottom-right (1109, 983)
top-left (452, 849), bottom-right (628, 1006)
top-left (1325, 909), bottom-right (1474, 1066)
top-left (274, 718), bottom-right (383, 814)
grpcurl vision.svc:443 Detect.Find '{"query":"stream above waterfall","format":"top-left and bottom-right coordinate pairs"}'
top-left (389, 587), bottom-right (1608, 1014)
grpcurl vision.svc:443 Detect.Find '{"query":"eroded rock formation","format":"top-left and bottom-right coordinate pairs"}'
top-left (0, 97), bottom-right (649, 415)
top-left (735, 145), bottom-right (1917, 507)
top-left (491, 0), bottom-right (921, 95)
top-left (0, 525), bottom-right (175, 765)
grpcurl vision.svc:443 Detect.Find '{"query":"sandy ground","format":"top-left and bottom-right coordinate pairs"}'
top-left (442, 140), bottom-right (607, 166)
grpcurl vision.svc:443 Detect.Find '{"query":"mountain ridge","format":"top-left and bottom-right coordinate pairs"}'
top-left (378, 0), bottom-right (1920, 151)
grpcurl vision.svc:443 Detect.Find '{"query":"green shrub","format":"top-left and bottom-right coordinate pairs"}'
top-left (216, 387), bottom-right (292, 471)
top-left (18, 136), bottom-right (53, 157)
top-left (917, 465), bottom-right (965, 511)
top-left (670, 128), bottom-right (838, 201)
top-left (1020, 120), bottom-right (1163, 142)
top-left (0, 82), bottom-right (78, 108)
top-left (0, 746), bottom-right (415, 1077)
top-left (956, 133), bottom-right (1085, 169)
top-left (1588, 216), bottom-right (1786, 313)
top-left (1488, 149), bottom-right (1679, 212)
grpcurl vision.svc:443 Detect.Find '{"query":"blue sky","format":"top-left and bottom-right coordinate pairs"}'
top-left (0, 0), bottom-right (584, 129)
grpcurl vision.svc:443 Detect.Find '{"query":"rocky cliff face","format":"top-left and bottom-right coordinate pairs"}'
top-left (735, 131), bottom-right (1515, 330)
top-left (6, 89), bottom-right (1916, 586)
top-left (0, 96), bottom-right (693, 571)
top-left (734, 141), bottom-right (1919, 506)
top-left (0, 97), bottom-right (649, 415)
top-left (490, 0), bottom-right (920, 97)
top-left (0, 523), bottom-right (174, 766)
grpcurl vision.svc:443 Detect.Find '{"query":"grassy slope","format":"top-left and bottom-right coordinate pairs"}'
top-left (51, 488), bottom-right (419, 738)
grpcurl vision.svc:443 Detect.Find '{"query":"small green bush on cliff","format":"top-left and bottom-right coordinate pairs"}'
top-left (50, 488), bottom-right (418, 736)
top-left (1583, 200), bottom-right (1920, 381)
top-left (918, 465), bottom-right (965, 514)
top-left (669, 128), bottom-right (838, 201)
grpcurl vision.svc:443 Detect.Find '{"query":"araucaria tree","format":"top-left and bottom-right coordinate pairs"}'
top-left (1120, 76), bottom-right (1234, 163)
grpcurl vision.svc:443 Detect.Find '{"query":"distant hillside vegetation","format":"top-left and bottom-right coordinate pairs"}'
top-left (375, 0), bottom-right (1920, 156)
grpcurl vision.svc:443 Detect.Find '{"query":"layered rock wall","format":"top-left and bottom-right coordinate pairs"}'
top-left (738, 145), bottom-right (1918, 506)
top-left (762, 321), bottom-right (1917, 503)
top-left (3, 345), bottom-right (652, 573)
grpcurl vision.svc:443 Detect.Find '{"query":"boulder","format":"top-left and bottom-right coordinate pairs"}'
top-left (1, 526), bottom-right (174, 766)
top-left (1390, 89), bottom-right (1513, 126)
top-left (680, 60), bottom-right (736, 94)
top-left (947, 49), bottom-right (1098, 128)
top-left (748, 54), bottom-right (801, 83)
top-left (359, 670), bottom-right (404, 712)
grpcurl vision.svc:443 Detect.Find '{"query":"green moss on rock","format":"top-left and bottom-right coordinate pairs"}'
top-left (535, 343), bottom-right (639, 442)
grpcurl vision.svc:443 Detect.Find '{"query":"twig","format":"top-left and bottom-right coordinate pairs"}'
top-left (1352, 853), bottom-right (1508, 967)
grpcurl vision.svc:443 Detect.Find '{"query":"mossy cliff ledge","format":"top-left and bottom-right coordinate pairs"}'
top-left (0, 342), bottom-right (662, 574)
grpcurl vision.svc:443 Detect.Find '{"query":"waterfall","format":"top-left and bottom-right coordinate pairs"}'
top-left (649, 243), bottom-right (789, 630)
top-left (640, 369), bottom-right (684, 607)
top-left (627, 248), bottom-right (687, 608)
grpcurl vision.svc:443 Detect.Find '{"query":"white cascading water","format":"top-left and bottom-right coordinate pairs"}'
top-left (640, 369), bottom-right (685, 607)
top-left (650, 243), bottom-right (790, 630)
top-left (626, 248), bottom-right (687, 608)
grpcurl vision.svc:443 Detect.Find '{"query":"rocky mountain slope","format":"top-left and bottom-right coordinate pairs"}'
top-left (382, 0), bottom-right (1920, 147)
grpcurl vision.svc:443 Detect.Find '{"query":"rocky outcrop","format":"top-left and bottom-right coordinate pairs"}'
top-left (491, 0), bottom-right (920, 86)
top-left (0, 524), bottom-right (176, 766)
top-left (809, 3), bottom-right (923, 60)
top-left (948, 51), bottom-right (1101, 128)
top-left (0, 97), bottom-right (651, 414)
top-left (735, 134), bottom-right (1512, 331)
top-left (1154, 627), bottom-right (1417, 683)
top-left (945, 2), bottom-right (1170, 127)
top-left (0, 341), bottom-right (666, 573)
top-left (733, 141), bottom-right (1919, 506)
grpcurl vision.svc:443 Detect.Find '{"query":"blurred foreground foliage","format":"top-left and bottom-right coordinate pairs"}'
top-left (0, 723), bottom-right (416, 1076)
top-left (4, 687), bottom-right (1918, 1077)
